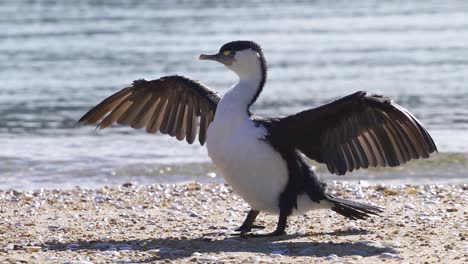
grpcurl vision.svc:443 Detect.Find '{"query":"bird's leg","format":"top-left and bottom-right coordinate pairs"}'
top-left (241, 208), bottom-right (288, 238)
top-left (235, 209), bottom-right (264, 234)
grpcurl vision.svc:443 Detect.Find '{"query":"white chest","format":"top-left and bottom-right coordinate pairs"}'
top-left (206, 97), bottom-right (288, 213)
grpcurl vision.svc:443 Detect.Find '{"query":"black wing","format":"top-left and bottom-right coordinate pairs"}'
top-left (268, 91), bottom-right (437, 175)
top-left (79, 75), bottom-right (220, 145)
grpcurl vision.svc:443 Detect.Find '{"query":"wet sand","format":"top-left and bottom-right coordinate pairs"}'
top-left (0, 182), bottom-right (466, 263)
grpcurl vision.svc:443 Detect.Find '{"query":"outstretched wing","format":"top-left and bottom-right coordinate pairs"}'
top-left (268, 91), bottom-right (437, 175)
top-left (79, 75), bottom-right (220, 145)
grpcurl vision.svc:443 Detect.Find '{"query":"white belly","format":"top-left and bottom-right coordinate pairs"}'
top-left (206, 118), bottom-right (288, 214)
top-left (205, 85), bottom-right (330, 215)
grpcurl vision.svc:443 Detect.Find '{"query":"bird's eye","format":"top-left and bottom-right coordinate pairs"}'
top-left (223, 50), bottom-right (236, 56)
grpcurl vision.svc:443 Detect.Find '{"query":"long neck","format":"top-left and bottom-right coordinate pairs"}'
top-left (229, 56), bottom-right (267, 114)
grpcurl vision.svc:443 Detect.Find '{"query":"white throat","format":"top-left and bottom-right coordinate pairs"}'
top-left (223, 49), bottom-right (264, 113)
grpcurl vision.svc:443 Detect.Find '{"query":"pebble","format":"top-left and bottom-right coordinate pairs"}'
top-left (188, 210), bottom-right (201, 218)
top-left (100, 250), bottom-right (120, 256)
top-left (147, 249), bottom-right (161, 255)
top-left (0, 182), bottom-right (465, 263)
top-left (156, 247), bottom-right (172, 254)
top-left (199, 255), bottom-right (219, 261)
top-left (63, 261), bottom-right (94, 264)
top-left (383, 241), bottom-right (402, 248)
top-left (355, 191), bottom-right (365, 198)
top-left (324, 254), bottom-right (339, 260)
top-left (358, 180), bottom-right (370, 187)
top-left (271, 249), bottom-right (287, 255)
top-left (114, 259), bottom-right (133, 264)
top-left (249, 256), bottom-right (261, 263)
top-left (380, 252), bottom-right (401, 259)
top-left (420, 216), bottom-right (442, 222)
top-left (117, 244), bottom-right (132, 250)
top-left (358, 240), bottom-right (381, 246)
top-left (5, 244), bottom-right (16, 250)
top-left (25, 246), bottom-right (41, 252)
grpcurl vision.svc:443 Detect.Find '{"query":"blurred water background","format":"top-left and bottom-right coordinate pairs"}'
top-left (1, 0), bottom-right (467, 190)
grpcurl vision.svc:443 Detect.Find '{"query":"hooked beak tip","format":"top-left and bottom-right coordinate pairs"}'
top-left (199, 54), bottom-right (210, 60)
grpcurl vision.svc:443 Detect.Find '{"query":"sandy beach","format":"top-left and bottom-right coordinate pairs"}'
top-left (0, 181), bottom-right (466, 263)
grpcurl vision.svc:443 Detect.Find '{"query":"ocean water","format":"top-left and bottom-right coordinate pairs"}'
top-left (1, 0), bottom-right (467, 190)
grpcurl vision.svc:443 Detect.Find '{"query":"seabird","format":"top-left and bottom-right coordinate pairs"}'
top-left (79, 40), bottom-right (437, 237)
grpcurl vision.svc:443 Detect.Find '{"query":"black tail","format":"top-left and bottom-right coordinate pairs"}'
top-left (326, 195), bottom-right (384, 220)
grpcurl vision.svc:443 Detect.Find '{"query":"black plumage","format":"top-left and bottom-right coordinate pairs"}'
top-left (79, 75), bottom-right (220, 145)
top-left (268, 91), bottom-right (437, 175)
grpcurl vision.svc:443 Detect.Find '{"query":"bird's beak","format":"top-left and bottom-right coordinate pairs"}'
top-left (199, 53), bottom-right (235, 65)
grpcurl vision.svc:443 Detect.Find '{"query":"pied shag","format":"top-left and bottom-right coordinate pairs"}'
top-left (79, 40), bottom-right (437, 237)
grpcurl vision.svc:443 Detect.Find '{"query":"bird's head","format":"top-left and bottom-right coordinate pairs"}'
top-left (199, 40), bottom-right (266, 79)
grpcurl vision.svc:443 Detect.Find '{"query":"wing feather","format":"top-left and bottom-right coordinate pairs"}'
top-left (117, 92), bottom-right (152, 126)
top-left (147, 97), bottom-right (168, 133)
top-left (131, 94), bottom-right (158, 129)
top-left (79, 75), bottom-right (220, 145)
top-left (185, 96), bottom-right (197, 144)
top-left (268, 91), bottom-right (437, 175)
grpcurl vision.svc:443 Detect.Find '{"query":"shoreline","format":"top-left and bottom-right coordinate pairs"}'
top-left (0, 182), bottom-right (466, 263)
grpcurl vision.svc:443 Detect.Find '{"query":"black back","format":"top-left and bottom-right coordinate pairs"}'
top-left (255, 117), bottom-right (327, 215)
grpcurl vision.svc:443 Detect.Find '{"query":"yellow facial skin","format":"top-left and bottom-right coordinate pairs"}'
top-left (223, 50), bottom-right (231, 56)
